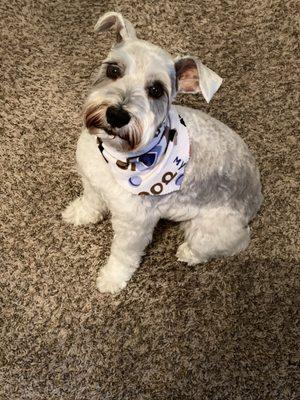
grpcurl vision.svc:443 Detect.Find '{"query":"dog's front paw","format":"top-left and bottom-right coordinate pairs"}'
top-left (62, 197), bottom-right (104, 226)
top-left (96, 267), bottom-right (128, 294)
top-left (176, 242), bottom-right (208, 266)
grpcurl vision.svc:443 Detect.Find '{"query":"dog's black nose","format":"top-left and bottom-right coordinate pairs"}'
top-left (106, 106), bottom-right (131, 128)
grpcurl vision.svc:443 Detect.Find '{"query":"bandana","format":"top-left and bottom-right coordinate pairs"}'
top-left (97, 107), bottom-right (190, 196)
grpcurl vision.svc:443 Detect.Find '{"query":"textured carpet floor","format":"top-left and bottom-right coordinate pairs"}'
top-left (1, 0), bottom-right (299, 399)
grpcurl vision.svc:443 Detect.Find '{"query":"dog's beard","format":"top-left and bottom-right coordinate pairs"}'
top-left (84, 103), bottom-right (143, 151)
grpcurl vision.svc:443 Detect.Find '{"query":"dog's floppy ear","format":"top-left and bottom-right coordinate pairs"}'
top-left (94, 12), bottom-right (137, 42)
top-left (175, 56), bottom-right (222, 103)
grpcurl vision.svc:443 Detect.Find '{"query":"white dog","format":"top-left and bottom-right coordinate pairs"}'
top-left (62, 12), bottom-right (263, 293)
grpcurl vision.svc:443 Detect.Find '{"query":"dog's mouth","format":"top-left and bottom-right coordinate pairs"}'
top-left (100, 125), bottom-right (137, 150)
top-left (87, 120), bottom-right (121, 141)
top-left (102, 126), bottom-right (116, 137)
top-left (84, 105), bottom-right (142, 151)
top-left (101, 126), bottom-right (129, 143)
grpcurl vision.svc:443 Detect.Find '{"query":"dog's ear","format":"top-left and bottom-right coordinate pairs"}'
top-left (94, 12), bottom-right (137, 42)
top-left (175, 56), bottom-right (222, 103)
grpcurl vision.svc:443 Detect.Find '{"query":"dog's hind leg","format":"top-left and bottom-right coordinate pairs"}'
top-left (176, 206), bottom-right (250, 265)
top-left (62, 176), bottom-right (108, 226)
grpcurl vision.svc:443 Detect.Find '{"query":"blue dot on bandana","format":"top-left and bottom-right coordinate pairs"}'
top-left (175, 173), bottom-right (184, 186)
top-left (129, 175), bottom-right (142, 187)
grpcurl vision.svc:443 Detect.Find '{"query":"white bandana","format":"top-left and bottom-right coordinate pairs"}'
top-left (97, 107), bottom-right (190, 196)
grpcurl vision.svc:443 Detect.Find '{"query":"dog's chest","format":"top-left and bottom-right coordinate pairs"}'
top-left (76, 131), bottom-right (121, 191)
top-left (76, 130), bottom-right (198, 220)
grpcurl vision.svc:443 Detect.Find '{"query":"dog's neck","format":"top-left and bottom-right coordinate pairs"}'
top-left (97, 107), bottom-right (190, 196)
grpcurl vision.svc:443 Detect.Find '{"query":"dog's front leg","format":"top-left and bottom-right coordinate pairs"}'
top-left (62, 176), bottom-right (108, 226)
top-left (96, 211), bottom-right (159, 294)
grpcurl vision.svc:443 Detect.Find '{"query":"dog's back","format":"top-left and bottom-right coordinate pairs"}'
top-left (175, 105), bottom-right (263, 222)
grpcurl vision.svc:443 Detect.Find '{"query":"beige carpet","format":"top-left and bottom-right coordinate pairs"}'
top-left (1, 0), bottom-right (299, 399)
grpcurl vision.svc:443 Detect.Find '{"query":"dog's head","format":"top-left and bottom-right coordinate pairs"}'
top-left (84, 12), bottom-right (222, 152)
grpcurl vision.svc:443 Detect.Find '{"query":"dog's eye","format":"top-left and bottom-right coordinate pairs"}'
top-left (148, 82), bottom-right (164, 99)
top-left (106, 65), bottom-right (122, 80)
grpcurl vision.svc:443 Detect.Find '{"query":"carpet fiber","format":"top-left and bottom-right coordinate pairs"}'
top-left (1, 0), bottom-right (299, 399)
